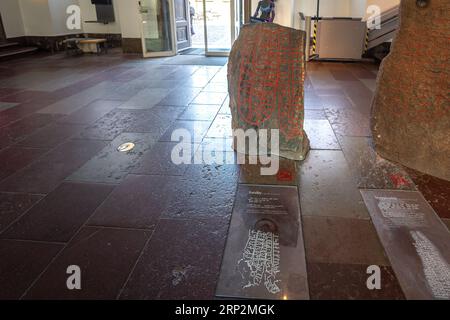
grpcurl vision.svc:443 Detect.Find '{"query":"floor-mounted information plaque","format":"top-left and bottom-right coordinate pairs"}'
top-left (216, 184), bottom-right (309, 300)
top-left (360, 189), bottom-right (450, 300)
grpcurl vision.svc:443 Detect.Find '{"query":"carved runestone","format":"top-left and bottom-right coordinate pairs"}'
top-left (228, 23), bottom-right (310, 161)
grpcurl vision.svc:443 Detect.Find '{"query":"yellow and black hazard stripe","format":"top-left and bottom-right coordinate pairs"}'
top-left (364, 28), bottom-right (370, 53)
top-left (312, 21), bottom-right (318, 54)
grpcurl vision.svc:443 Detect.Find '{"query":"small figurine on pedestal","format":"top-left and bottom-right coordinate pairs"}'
top-left (251, 0), bottom-right (275, 23)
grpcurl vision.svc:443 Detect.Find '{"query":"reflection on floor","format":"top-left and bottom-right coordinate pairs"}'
top-left (0, 51), bottom-right (448, 300)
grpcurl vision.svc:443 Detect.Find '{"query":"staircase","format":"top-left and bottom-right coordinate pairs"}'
top-left (0, 41), bottom-right (38, 60)
top-left (366, 5), bottom-right (399, 60)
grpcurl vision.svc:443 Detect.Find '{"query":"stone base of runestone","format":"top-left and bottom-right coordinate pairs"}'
top-left (371, 0), bottom-right (450, 181)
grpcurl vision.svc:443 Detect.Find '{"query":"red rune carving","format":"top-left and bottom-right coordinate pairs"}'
top-left (237, 28), bottom-right (280, 126)
top-left (276, 169), bottom-right (293, 181)
top-left (236, 27), bottom-right (305, 141)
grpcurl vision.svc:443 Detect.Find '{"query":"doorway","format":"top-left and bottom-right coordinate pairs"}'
top-left (140, 0), bottom-right (246, 57)
top-left (0, 12), bottom-right (7, 43)
top-left (139, 0), bottom-right (177, 58)
top-left (174, 0), bottom-right (192, 51)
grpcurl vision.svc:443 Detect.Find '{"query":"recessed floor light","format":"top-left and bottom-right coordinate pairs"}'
top-left (117, 142), bottom-right (135, 152)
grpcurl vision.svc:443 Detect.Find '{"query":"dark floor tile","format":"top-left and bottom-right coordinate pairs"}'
top-left (191, 92), bottom-right (227, 105)
top-left (0, 98), bottom-right (58, 128)
top-left (79, 106), bottom-right (179, 143)
top-left (157, 87), bottom-right (202, 106)
top-left (68, 133), bottom-right (157, 184)
top-left (341, 81), bottom-right (374, 106)
top-left (24, 227), bottom-right (150, 300)
top-left (88, 175), bottom-right (169, 229)
top-left (131, 142), bottom-right (194, 176)
top-left (0, 139), bottom-right (107, 194)
top-left (58, 99), bottom-right (123, 125)
top-left (351, 67), bottom-right (377, 79)
top-left (112, 69), bottom-right (146, 82)
top-left (201, 137), bottom-right (234, 153)
top-left (120, 218), bottom-right (228, 299)
top-left (0, 193), bottom-right (43, 233)
top-left (239, 157), bottom-right (298, 186)
top-left (202, 82), bottom-right (228, 93)
top-left (406, 168), bottom-right (450, 219)
top-left (304, 109), bottom-right (327, 120)
top-left (300, 150), bottom-right (370, 219)
top-left (348, 94), bottom-right (373, 112)
top-left (161, 164), bottom-right (239, 219)
top-left (314, 88), bottom-right (347, 96)
top-left (78, 108), bottom-right (144, 141)
top-left (0, 102), bottom-right (18, 112)
top-left (302, 216), bottom-right (389, 266)
top-left (0, 113), bottom-right (62, 150)
top-left (0, 147), bottom-right (48, 181)
top-left (304, 119), bottom-right (340, 150)
top-left (1, 90), bottom-right (50, 103)
top-left (0, 239), bottom-right (63, 299)
top-left (307, 263), bottom-right (405, 300)
top-left (126, 106), bottom-right (183, 136)
top-left (320, 95), bottom-right (354, 109)
top-left (206, 114), bottom-right (232, 138)
top-left (159, 120), bottom-right (212, 143)
top-left (218, 96), bottom-right (230, 115)
top-left (0, 88), bottom-right (23, 98)
top-left (15, 123), bottom-right (84, 149)
top-left (304, 91), bottom-right (324, 110)
top-left (1, 182), bottom-right (114, 242)
top-left (443, 219), bottom-right (450, 231)
top-left (308, 70), bottom-right (341, 90)
top-left (118, 88), bottom-right (171, 109)
top-left (325, 107), bottom-right (371, 137)
top-left (339, 136), bottom-right (416, 190)
top-left (178, 104), bottom-right (220, 121)
top-left (183, 74), bottom-right (213, 88)
top-left (330, 69), bottom-right (359, 82)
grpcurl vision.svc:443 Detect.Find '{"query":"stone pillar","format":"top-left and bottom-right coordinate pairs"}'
top-left (372, 0), bottom-right (450, 181)
top-left (228, 23), bottom-right (310, 161)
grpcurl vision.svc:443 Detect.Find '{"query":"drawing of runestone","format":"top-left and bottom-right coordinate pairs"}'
top-left (371, 0), bottom-right (450, 180)
top-left (228, 23), bottom-right (310, 161)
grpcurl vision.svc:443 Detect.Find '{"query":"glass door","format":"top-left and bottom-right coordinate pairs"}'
top-left (203, 0), bottom-right (234, 56)
top-left (232, 0), bottom-right (243, 42)
top-left (139, 0), bottom-right (177, 57)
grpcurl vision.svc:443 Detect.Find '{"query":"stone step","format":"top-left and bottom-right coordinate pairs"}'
top-left (0, 42), bottom-right (20, 49)
top-left (0, 47), bottom-right (38, 60)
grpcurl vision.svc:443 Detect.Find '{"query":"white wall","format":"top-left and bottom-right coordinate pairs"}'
top-left (296, 0), bottom-right (352, 18)
top-left (116, 0), bottom-right (141, 38)
top-left (49, 0), bottom-right (81, 35)
top-left (0, 0), bottom-right (25, 38)
top-left (350, 0), bottom-right (367, 18)
top-left (19, 0), bottom-right (54, 36)
top-left (366, 0), bottom-right (399, 12)
top-left (0, 0), bottom-right (142, 39)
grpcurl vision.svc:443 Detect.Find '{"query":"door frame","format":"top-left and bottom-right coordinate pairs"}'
top-left (0, 12), bottom-right (7, 42)
top-left (174, 0), bottom-right (192, 51)
top-left (140, 0), bottom-right (178, 58)
top-left (203, 0), bottom-right (238, 57)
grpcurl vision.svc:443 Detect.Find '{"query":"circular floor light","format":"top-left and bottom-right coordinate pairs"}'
top-left (117, 142), bottom-right (135, 152)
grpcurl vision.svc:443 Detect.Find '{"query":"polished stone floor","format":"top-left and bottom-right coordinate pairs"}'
top-left (0, 51), bottom-right (448, 300)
